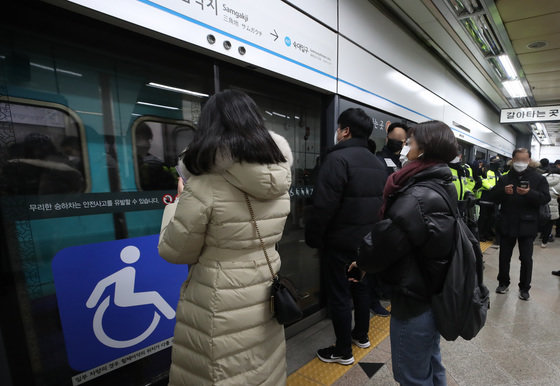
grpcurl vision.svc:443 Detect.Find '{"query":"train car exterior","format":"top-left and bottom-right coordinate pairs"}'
top-left (0, 1), bottom-right (522, 385)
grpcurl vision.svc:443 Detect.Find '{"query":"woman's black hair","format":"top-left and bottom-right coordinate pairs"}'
top-left (409, 120), bottom-right (458, 163)
top-left (182, 89), bottom-right (287, 175)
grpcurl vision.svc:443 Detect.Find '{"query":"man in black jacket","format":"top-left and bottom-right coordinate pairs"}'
top-left (305, 108), bottom-right (387, 365)
top-left (488, 148), bottom-right (550, 301)
top-left (376, 122), bottom-right (408, 177)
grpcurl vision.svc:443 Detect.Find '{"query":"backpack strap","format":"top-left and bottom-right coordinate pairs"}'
top-left (417, 180), bottom-right (485, 286)
top-left (415, 180), bottom-right (459, 219)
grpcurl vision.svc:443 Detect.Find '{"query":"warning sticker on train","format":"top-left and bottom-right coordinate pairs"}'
top-left (52, 235), bottom-right (187, 372)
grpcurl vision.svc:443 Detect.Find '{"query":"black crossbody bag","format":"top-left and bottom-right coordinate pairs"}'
top-left (244, 193), bottom-right (303, 325)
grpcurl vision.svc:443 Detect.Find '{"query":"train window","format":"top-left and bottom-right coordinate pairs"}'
top-left (0, 98), bottom-right (89, 195)
top-left (131, 117), bottom-right (195, 191)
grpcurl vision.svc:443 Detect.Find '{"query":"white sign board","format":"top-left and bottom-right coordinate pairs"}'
top-left (500, 105), bottom-right (560, 123)
top-left (64, 0), bottom-right (338, 92)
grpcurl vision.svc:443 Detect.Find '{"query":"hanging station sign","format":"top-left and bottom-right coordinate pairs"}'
top-left (500, 105), bottom-right (560, 124)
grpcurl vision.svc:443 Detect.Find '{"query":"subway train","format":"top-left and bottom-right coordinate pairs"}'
top-left (0, 2), bottom-right (517, 386)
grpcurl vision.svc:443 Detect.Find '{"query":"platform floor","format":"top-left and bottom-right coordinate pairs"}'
top-left (286, 238), bottom-right (560, 385)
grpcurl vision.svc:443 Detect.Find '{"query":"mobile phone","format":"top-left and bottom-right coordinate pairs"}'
top-left (175, 165), bottom-right (187, 183)
top-left (519, 180), bottom-right (529, 189)
top-left (346, 264), bottom-right (363, 281)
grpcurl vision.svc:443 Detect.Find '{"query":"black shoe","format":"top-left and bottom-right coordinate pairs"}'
top-left (371, 302), bottom-right (391, 317)
top-left (496, 285), bottom-right (509, 294)
top-left (552, 271), bottom-right (560, 277)
top-left (519, 290), bottom-right (530, 301)
top-left (317, 346), bottom-right (354, 365)
top-left (352, 336), bottom-right (371, 349)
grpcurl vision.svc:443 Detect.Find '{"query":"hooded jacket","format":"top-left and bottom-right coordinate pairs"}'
top-left (357, 164), bottom-right (456, 320)
top-left (158, 132), bottom-right (292, 386)
top-left (487, 162), bottom-right (550, 237)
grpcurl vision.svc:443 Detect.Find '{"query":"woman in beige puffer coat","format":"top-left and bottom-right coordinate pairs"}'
top-left (158, 90), bottom-right (292, 385)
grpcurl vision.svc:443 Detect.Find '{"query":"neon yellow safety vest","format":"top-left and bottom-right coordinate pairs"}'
top-left (464, 165), bottom-right (476, 194)
top-left (449, 165), bottom-right (473, 200)
top-left (481, 169), bottom-right (498, 191)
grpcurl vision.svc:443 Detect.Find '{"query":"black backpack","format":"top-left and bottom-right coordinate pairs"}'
top-left (419, 181), bottom-right (490, 341)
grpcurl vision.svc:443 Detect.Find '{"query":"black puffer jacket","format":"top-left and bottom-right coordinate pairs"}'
top-left (305, 138), bottom-right (387, 252)
top-left (358, 164), bottom-right (456, 319)
top-left (487, 165), bottom-right (550, 237)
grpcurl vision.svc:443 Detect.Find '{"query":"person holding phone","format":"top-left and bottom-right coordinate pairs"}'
top-left (487, 148), bottom-right (550, 301)
top-left (158, 90), bottom-right (293, 385)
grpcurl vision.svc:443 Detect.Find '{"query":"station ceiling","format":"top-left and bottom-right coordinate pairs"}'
top-left (376, 0), bottom-right (560, 147)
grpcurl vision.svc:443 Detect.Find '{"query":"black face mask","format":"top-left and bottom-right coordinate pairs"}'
top-left (386, 138), bottom-right (403, 153)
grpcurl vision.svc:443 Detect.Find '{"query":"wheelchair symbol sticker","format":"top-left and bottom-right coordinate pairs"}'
top-left (86, 246), bottom-right (176, 348)
top-left (52, 235), bottom-right (187, 371)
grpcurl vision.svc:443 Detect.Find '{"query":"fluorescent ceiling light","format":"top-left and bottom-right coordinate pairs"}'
top-left (30, 62), bottom-right (83, 77)
top-left (265, 111), bottom-right (273, 116)
top-left (272, 112), bottom-right (287, 118)
top-left (388, 71), bottom-right (422, 92)
top-left (76, 110), bottom-right (102, 116)
top-left (498, 55), bottom-right (517, 79)
top-left (502, 80), bottom-right (526, 98)
top-left (147, 82), bottom-right (209, 98)
top-left (137, 101), bottom-right (180, 110)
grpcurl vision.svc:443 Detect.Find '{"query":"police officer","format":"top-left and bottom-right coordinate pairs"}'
top-left (449, 153), bottom-right (478, 237)
top-left (376, 122), bottom-right (409, 177)
top-left (478, 156), bottom-right (502, 241)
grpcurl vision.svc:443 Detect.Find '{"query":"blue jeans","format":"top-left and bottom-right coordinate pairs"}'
top-left (390, 309), bottom-right (446, 386)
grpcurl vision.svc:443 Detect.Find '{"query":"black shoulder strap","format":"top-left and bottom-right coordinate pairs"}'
top-left (415, 180), bottom-right (459, 219)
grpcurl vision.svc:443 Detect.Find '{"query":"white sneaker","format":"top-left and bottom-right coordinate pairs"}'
top-left (541, 242), bottom-right (548, 248)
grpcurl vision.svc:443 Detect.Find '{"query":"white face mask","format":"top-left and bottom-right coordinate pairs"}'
top-left (334, 130), bottom-right (339, 145)
top-left (513, 162), bottom-right (528, 173)
top-left (399, 145), bottom-right (410, 166)
top-left (450, 156), bottom-right (460, 164)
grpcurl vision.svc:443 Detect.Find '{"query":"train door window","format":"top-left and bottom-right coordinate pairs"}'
top-left (338, 98), bottom-right (409, 154)
top-left (0, 98), bottom-right (89, 195)
top-left (474, 146), bottom-right (488, 161)
top-left (131, 117), bottom-right (195, 191)
top-left (220, 65), bottom-right (323, 317)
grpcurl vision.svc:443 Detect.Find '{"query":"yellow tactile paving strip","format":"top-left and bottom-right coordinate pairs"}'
top-left (288, 241), bottom-right (492, 386)
top-left (480, 240), bottom-right (493, 253)
top-left (287, 313), bottom-right (391, 386)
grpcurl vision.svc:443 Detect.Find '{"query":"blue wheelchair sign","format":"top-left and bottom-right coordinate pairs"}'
top-left (52, 234), bottom-right (187, 371)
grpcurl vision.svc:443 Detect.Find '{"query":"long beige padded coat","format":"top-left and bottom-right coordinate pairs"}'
top-left (158, 132), bottom-right (293, 386)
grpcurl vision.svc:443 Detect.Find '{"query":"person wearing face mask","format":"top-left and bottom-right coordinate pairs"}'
top-left (351, 121), bottom-right (459, 385)
top-left (487, 148), bottom-right (550, 301)
top-left (306, 108), bottom-right (387, 365)
top-left (376, 122), bottom-right (409, 177)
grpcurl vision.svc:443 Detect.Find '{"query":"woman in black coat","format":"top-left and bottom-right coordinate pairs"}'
top-left (352, 121), bottom-right (458, 385)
